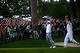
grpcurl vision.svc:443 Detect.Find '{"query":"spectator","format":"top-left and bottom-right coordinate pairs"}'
top-left (9, 25), bottom-right (14, 42)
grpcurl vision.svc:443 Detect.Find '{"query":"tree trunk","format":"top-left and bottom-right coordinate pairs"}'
top-left (30, 0), bottom-right (37, 23)
top-left (70, 0), bottom-right (76, 19)
top-left (75, 0), bottom-right (80, 18)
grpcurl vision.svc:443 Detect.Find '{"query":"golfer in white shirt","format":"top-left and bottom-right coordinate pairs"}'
top-left (46, 20), bottom-right (56, 48)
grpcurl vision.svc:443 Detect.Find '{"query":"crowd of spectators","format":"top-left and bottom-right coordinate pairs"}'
top-left (0, 17), bottom-right (80, 44)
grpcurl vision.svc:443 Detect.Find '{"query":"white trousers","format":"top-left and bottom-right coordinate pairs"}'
top-left (64, 33), bottom-right (78, 47)
top-left (46, 33), bottom-right (55, 47)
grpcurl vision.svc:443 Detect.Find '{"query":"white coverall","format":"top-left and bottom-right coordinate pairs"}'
top-left (64, 21), bottom-right (78, 47)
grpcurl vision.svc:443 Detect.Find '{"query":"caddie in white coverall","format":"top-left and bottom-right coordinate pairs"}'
top-left (64, 15), bottom-right (80, 48)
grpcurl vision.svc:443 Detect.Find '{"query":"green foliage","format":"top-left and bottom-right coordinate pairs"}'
top-left (0, 0), bottom-right (30, 18)
top-left (37, 1), bottom-right (69, 19)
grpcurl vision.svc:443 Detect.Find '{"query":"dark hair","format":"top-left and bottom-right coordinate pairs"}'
top-left (65, 15), bottom-right (71, 21)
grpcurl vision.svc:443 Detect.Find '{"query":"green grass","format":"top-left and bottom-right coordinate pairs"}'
top-left (0, 48), bottom-right (80, 53)
top-left (0, 39), bottom-right (49, 48)
top-left (0, 35), bottom-right (64, 48)
top-left (0, 35), bottom-right (80, 53)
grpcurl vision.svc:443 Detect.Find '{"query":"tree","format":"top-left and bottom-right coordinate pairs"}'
top-left (0, 0), bottom-right (30, 18)
top-left (75, 0), bottom-right (80, 18)
top-left (69, 0), bottom-right (76, 19)
top-left (37, 0), bottom-right (69, 19)
top-left (30, 0), bottom-right (37, 23)
top-left (0, 0), bottom-right (10, 17)
top-left (59, 0), bottom-right (67, 5)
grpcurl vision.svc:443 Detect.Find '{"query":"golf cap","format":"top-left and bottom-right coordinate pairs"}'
top-left (47, 21), bottom-right (50, 23)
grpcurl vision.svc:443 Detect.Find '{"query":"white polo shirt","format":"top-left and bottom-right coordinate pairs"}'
top-left (67, 21), bottom-right (73, 34)
top-left (46, 24), bottom-right (52, 33)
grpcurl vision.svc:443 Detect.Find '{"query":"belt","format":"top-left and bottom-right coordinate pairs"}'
top-left (46, 33), bottom-right (51, 34)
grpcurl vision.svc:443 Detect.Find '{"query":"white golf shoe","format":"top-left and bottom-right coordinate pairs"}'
top-left (52, 46), bottom-right (56, 48)
top-left (77, 43), bottom-right (80, 47)
top-left (50, 46), bottom-right (52, 48)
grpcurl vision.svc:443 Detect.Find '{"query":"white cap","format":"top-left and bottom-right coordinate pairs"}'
top-left (47, 21), bottom-right (50, 23)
